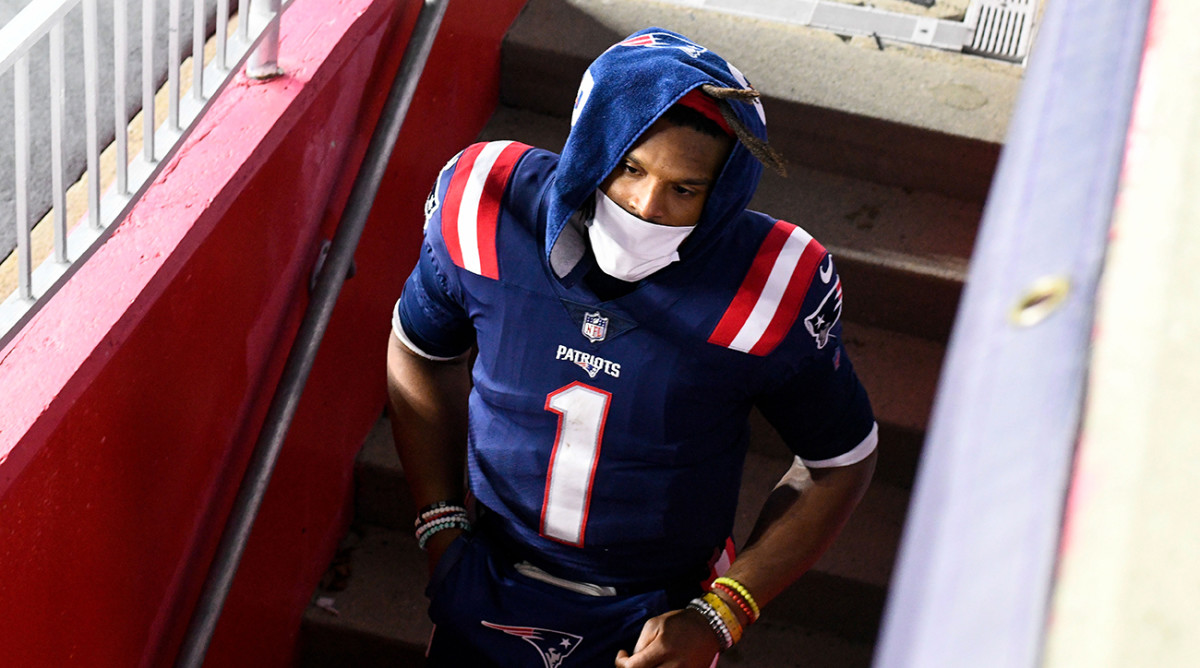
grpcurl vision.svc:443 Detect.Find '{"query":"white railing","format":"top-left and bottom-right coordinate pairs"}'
top-left (0, 0), bottom-right (283, 340)
top-left (662, 0), bottom-right (1038, 63)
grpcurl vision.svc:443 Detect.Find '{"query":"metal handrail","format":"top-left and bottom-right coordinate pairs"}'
top-left (1, 0), bottom-right (284, 342)
top-left (172, 1), bottom-right (450, 665)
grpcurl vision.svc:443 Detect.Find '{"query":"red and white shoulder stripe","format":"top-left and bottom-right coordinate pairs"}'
top-left (440, 141), bottom-right (531, 280)
top-left (708, 220), bottom-right (827, 356)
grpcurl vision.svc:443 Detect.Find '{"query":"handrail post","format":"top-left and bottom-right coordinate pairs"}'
top-left (172, 1), bottom-right (450, 666)
top-left (245, 0), bottom-right (283, 80)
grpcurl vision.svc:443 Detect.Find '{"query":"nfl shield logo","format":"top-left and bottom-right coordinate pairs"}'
top-left (582, 312), bottom-right (608, 343)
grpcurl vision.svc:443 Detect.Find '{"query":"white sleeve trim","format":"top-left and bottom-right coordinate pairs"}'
top-left (391, 306), bottom-right (465, 362)
top-left (800, 421), bottom-right (879, 469)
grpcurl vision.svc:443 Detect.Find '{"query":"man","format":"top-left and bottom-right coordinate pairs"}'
top-left (387, 27), bottom-right (877, 667)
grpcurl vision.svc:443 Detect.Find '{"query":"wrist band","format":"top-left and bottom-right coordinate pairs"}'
top-left (687, 597), bottom-right (734, 651)
top-left (414, 501), bottom-right (470, 550)
top-left (712, 576), bottom-right (760, 622)
top-left (712, 582), bottom-right (755, 624)
top-left (415, 508), bottom-right (464, 529)
top-left (702, 591), bottom-right (744, 645)
top-left (415, 516), bottom-right (471, 550)
top-left (415, 501), bottom-right (468, 526)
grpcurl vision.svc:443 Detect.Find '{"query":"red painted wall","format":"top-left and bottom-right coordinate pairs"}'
top-left (0, 0), bottom-right (527, 665)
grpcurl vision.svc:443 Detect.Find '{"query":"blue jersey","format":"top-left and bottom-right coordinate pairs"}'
top-left (393, 28), bottom-right (876, 587)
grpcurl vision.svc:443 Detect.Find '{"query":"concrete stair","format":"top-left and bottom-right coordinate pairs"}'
top-left (500, 0), bottom-right (1021, 202)
top-left (298, 0), bottom-right (1022, 664)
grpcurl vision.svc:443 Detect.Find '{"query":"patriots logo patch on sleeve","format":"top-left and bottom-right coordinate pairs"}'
top-left (802, 253), bottom-right (843, 349)
top-left (423, 153), bottom-right (459, 229)
top-left (805, 277), bottom-right (843, 350)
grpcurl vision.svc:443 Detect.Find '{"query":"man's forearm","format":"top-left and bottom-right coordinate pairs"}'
top-left (616, 450), bottom-right (876, 667)
top-left (385, 332), bottom-right (471, 509)
top-left (720, 450), bottom-right (877, 621)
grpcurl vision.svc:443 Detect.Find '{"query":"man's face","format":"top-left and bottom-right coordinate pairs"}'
top-left (600, 118), bottom-right (732, 228)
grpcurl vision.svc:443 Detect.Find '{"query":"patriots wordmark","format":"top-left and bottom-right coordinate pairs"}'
top-left (556, 345), bottom-right (621, 379)
top-left (481, 622), bottom-right (583, 668)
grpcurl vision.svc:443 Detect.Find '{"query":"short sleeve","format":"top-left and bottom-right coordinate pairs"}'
top-left (393, 237), bottom-right (475, 359)
top-left (391, 150), bottom-right (476, 360)
top-left (754, 327), bottom-right (878, 468)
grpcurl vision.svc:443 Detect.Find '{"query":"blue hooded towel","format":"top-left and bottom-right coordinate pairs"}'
top-left (546, 27), bottom-right (771, 266)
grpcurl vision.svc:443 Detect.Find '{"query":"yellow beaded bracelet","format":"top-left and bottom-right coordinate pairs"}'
top-left (712, 576), bottom-right (760, 622)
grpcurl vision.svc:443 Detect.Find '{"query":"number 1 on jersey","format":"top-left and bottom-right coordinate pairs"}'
top-left (541, 382), bottom-right (611, 546)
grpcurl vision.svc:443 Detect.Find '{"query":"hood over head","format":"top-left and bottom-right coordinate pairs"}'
top-left (546, 28), bottom-right (769, 268)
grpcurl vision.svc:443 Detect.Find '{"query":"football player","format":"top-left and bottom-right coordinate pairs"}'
top-left (387, 27), bottom-right (878, 667)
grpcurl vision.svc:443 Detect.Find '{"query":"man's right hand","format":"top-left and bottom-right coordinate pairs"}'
top-left (614, 607), bottom-right (721, 668)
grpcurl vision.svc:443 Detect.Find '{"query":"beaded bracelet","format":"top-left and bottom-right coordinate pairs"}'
top-left (415, 515), bottom-right (471, 550)
top-left (415, 513), bottom-right (468, 536)
top-left (712, 582), bottom-right (755, 624)
top-left (687, 596), bottom-right (734, 651)
top-left (414, 501), bottom-right (468, 527)
top-left (702, 592), bottom-right (744, 645)
top-left (414, 509), bottom-right (467, 533)
top-left (712, 576), bottom-right (760, 622)
top-left (413, 501), bottom-right (470, 550)
top-left (414, 508), bottom-right (464, 530)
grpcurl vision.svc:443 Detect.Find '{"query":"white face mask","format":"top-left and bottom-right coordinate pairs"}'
top-left (587, 190), bottom-right (696, 282)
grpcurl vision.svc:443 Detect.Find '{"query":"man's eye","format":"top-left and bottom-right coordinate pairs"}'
top-left (674, 186), bottom-right (697, 197)
top-left (622, 163), bottom-right (640, 175)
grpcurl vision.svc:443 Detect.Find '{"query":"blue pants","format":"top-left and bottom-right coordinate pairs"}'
top-left (425, 531), bottom-right (696, 667)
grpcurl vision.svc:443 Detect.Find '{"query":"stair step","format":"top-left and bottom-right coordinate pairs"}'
top-left (841, 320), bottom-right (942, 485)
top-left (751, 166), bottom-right (978, 342)
top-left (500, 0), bottom-right (1022, 201)
top-left (298, 526), bottom-right (431, 667)
top-left (353, 418), bottom-right (415, 531)
top-left (299, 523), bottom-right (878, 667)
top-left (480, 104), bottom-right (974, 343)
top-left (722, 621), bottom-right (874, 667)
